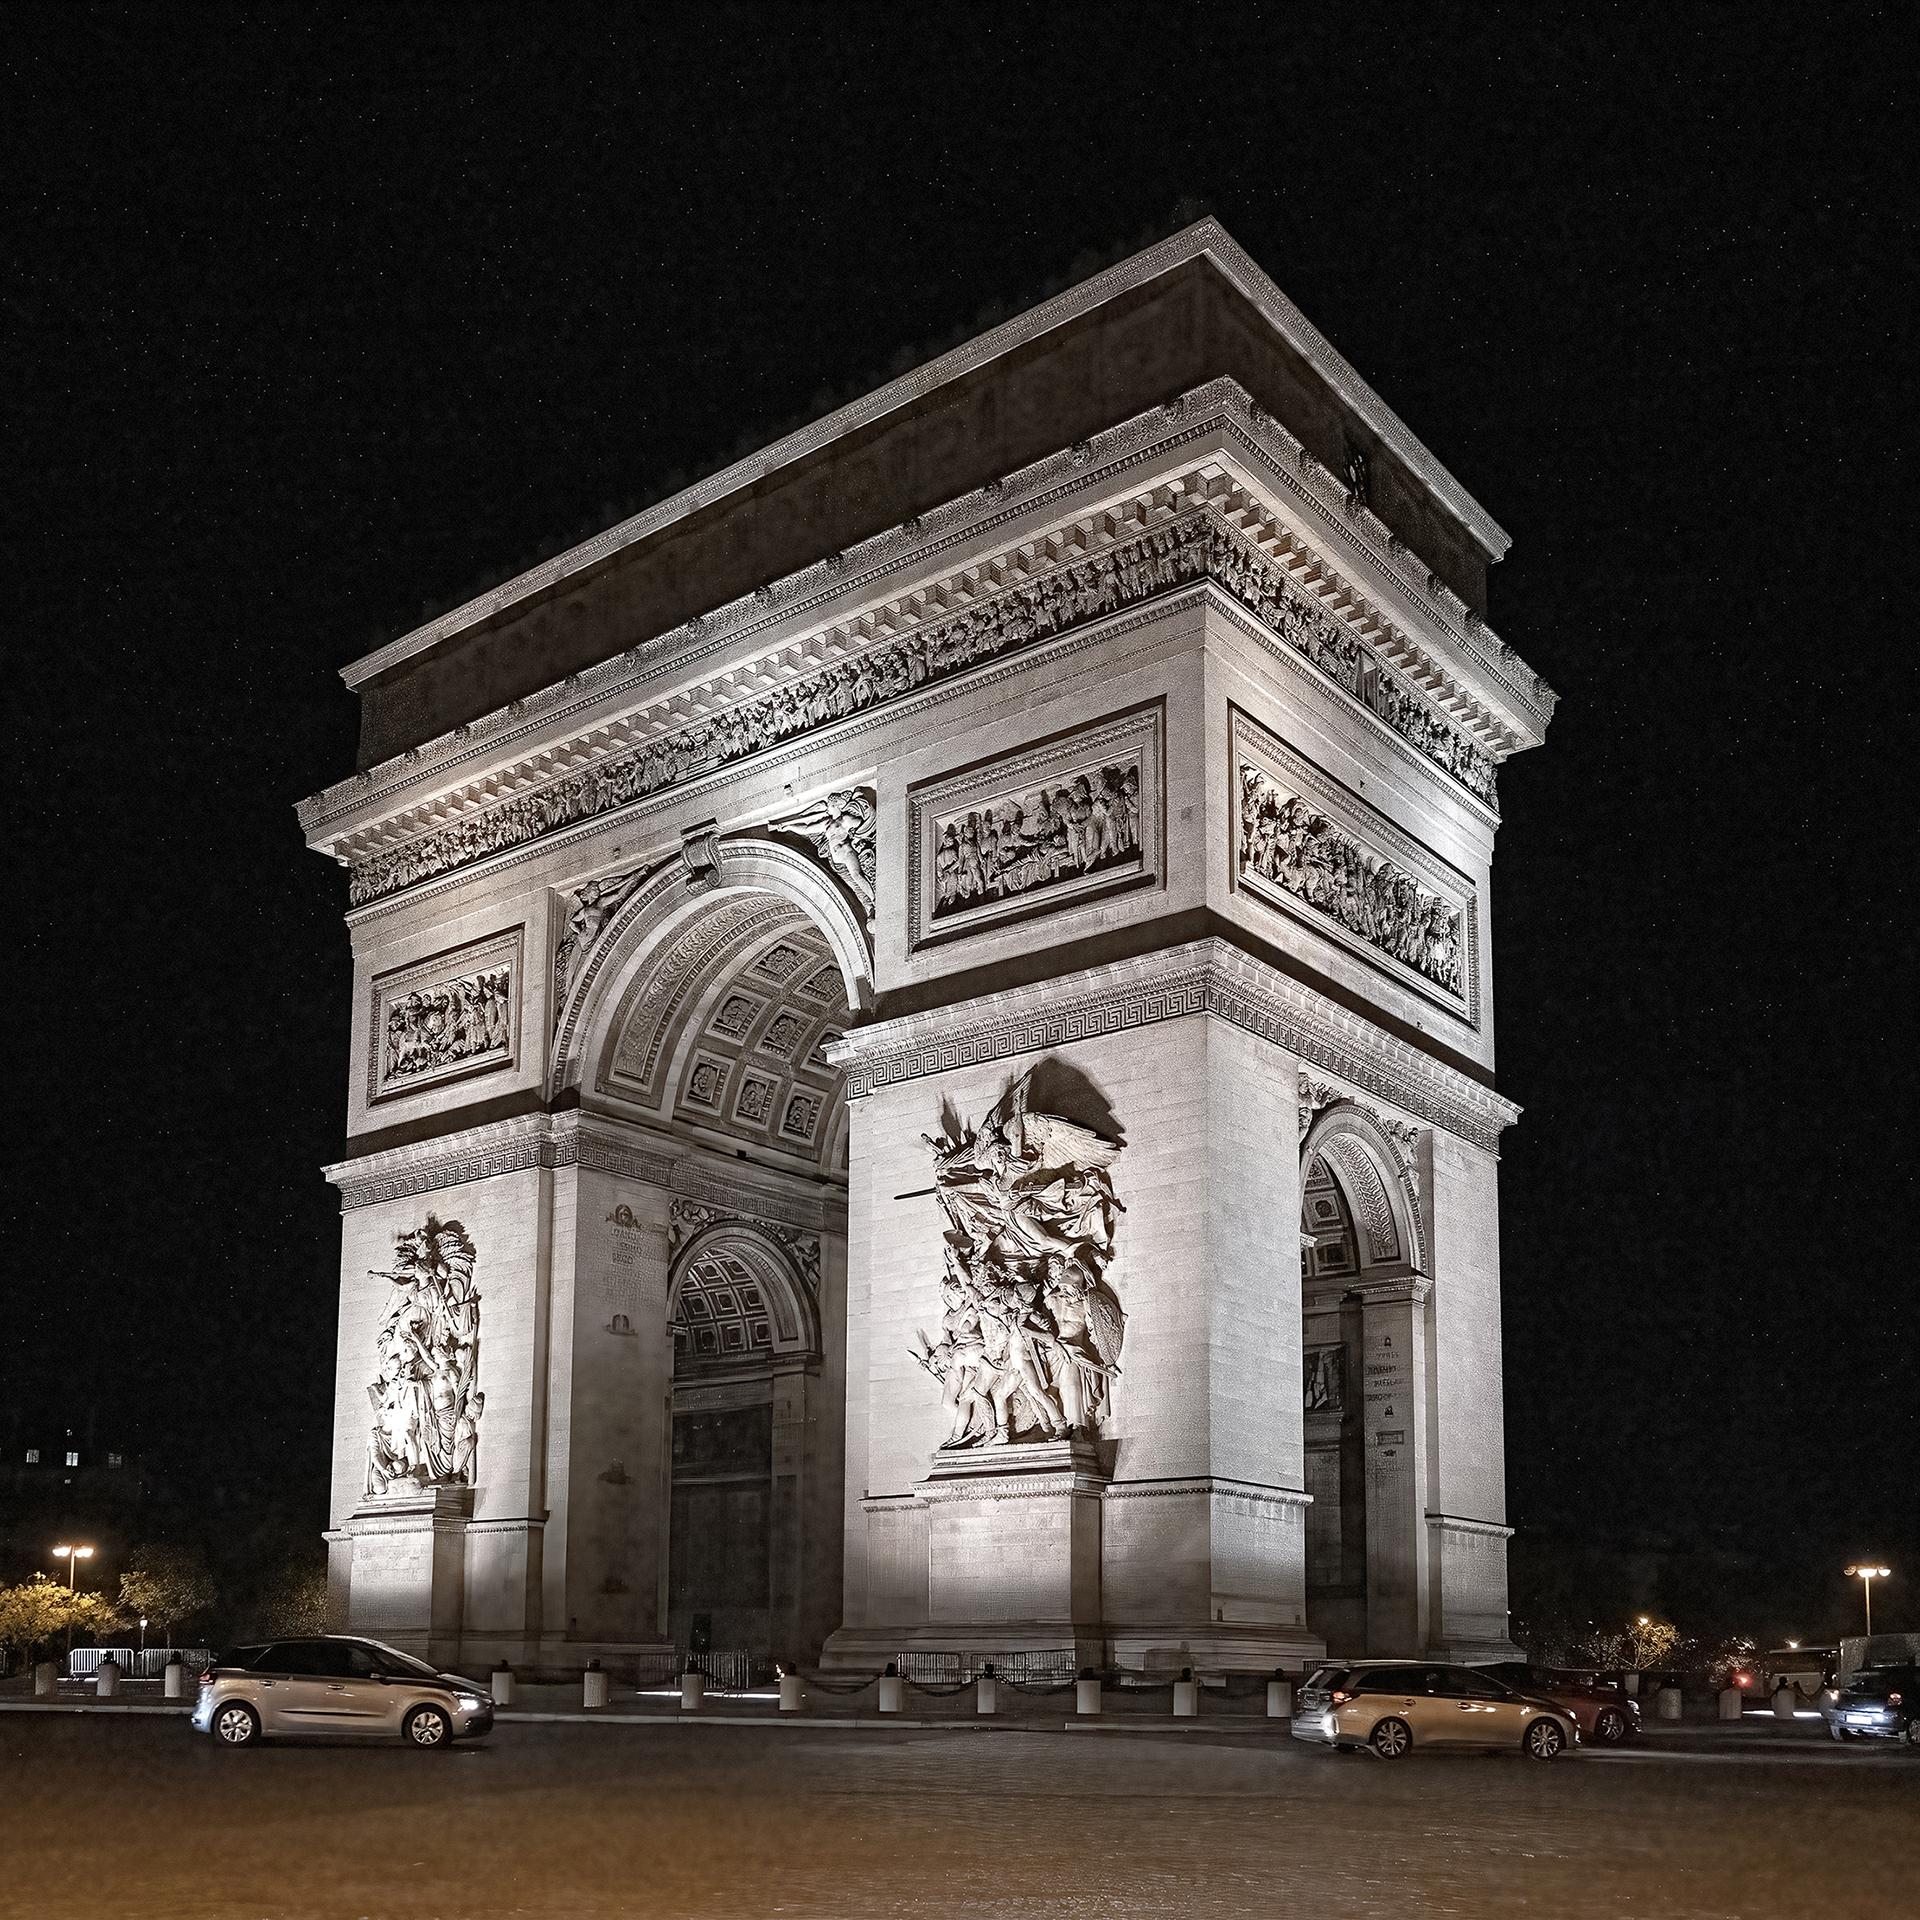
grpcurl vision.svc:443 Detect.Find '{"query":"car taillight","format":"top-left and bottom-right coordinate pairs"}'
top-left (1890, 1692), bottom-right (1904, 1707)
top-left (1330, 1690), bottom-right (1352, 1704)
top-left (199, 1669), bottom-right (215, 1686)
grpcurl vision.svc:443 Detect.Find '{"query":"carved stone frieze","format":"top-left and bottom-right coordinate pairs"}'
top-left (369, 929), bottom-right (522, 1103)
top-left (907, 704), bottom-right (1163, 948)
top-left (1231, 707), bottom-right (1478, 1024)
top-left (1241, 761), bottom-right (1463, 997)
top-left (910, 1071), bottom-right (1126, 1448)
top-left (364, 1215), bottom-right (483, 1496)
top-left (341, 505), bottom-right (1500, 907)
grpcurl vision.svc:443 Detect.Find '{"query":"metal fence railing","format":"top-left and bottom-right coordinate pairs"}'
top-left (629, 1647), bottom-right (762, 1691)
top-left (65, 1646), bottom-right (211, 1679)
top-left (67, 1647), bottom-right (135, 1677)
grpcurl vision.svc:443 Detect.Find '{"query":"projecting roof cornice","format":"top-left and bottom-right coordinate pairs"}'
top-left (337, 219), bottom-right (1511, 696)
top-left (302, 385), bottom-right (1556, 915)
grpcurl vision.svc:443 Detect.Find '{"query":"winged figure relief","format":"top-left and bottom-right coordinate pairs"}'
top-left (912, 1071), bottom-right (1127, 1448)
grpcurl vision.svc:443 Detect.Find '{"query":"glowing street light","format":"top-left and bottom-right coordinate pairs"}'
top-left (1844, 1565), bottom-right (1891, 1637)
top-left (51, 1544), bottom-right (94, 1592)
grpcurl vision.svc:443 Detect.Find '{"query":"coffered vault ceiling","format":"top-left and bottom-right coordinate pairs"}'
top-left (595, 898), bottom-right (849, 1174)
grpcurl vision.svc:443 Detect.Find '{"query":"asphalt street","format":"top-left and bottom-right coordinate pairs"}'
top-left (0, 1715), bottom-right (1912, 1920)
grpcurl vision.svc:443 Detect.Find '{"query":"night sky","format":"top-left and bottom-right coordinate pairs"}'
top-left (9, 8), bottom-right (1913, 1639)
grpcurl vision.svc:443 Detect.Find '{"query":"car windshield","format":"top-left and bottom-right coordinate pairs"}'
top-left (1303, 1667), bottom-right (1350, 1692)
top-left (354, 1639), bottom-right (442, 1679)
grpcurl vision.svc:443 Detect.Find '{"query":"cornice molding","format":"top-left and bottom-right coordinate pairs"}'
top-left (334, 219), bottom-right (1508, 696)
top-left (826, 938), bottom-right (1520, 1156)
top-left (324, 1110), bottom-right (679, 1212)
top-left (301, 377), bottom-right (1550, 861)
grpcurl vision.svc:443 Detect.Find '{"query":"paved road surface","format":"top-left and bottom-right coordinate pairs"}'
top-left (1, 1716), bottom-right (1911, 1919)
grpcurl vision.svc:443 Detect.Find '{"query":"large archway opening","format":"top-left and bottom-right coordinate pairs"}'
top-left (1299, 1108), bottom-right (1421, 1656)
top-left (1300, 1150), bottom-right (1369, 1653)
top-left (568, 854), bottom-right (861, 1666)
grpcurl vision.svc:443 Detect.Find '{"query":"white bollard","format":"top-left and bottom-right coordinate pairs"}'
top-left (1172, 1677), bottom-right (1199, 1718)
top-left (163, 1658), bottom-right (186, 1700)
top-left (1717, 1685), bottom-right (1743, 1721)
top-left (1656, 1685), bottom-right (1682, 1721)
top-left (680, 1670), bottom-right (705, 1711)
top-left (1772, 1683), bottom-right (1795, 1721)
top-left (779, 1673), bottom-right (804, 1713)
top-left (95, 1656), bottom-right (120, 1699)
top-left (582, 1663), bottom-right (609, 1709)
top-left (34, 1661), bottom-right (56, 1697)
top-left (1075, 1676), bottom-right (1102, 1715)
top-left (876, 1669), bottom-right (904, 1713)
top-left (1267, 1677), bottom-right (1293, 1719)
top-left (975, 1673), bottom-right (997, 1716)
top-left (490, 1666), bottom-right (514, 1706)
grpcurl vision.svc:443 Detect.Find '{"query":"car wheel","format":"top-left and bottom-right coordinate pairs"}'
top-left (1594, 1707), bottom-right (1629, 1745)
top-left (1524, 1717), bottom-right (1566, 1760)
top-left (1369, 1717), bottom-right (1413, 1760)
top-left (1904, 1719), bottom-right (1920, 1751)
top-left (213, 1703), bottom-right (260, 1748)
top-left (404, 1705), bottom-right (451, 1749)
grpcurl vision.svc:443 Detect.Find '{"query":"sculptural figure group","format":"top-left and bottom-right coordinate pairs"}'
top-left (933, 762), bottom-right (1139, 917)
top-left (911, 1075), bottom-right (1127, 1448)
top-left (1239, 763), bottom-right (1464, 995)
top-left (365, 1215), bottom-right (484, 1495)
top-left (383, 967), bottom-right (511, 1082)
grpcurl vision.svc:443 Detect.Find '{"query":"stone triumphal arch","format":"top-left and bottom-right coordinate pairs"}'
top-left (303, 220), bottom-right (1553, 1673)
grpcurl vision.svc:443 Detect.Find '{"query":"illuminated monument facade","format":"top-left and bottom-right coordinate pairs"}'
top-left (299, 222), bottom-right (1554, 1673)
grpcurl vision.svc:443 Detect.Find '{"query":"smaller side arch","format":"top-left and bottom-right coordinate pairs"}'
top-left (1302, 1103), bottom-right (1426, 1274)
top-left (669, 1219), bottom-right (821, 1365)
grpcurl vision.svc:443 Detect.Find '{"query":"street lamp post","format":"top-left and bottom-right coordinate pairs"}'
top-left (50, 1545), bottom-right (95, 1592)
top-left (1844, 1565), bottom-right (1891, 1638)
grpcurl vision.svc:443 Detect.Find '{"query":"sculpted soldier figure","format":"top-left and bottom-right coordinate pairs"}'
top-left (911, 1072), bottom-right (1127, 1449)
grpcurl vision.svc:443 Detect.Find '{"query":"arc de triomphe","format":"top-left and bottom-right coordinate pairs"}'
top-left (300, 220), bottom-right (1553, 1675)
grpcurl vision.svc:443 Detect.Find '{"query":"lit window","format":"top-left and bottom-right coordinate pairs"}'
top-left (24, 1448), bottom-right (38, 1464)
top-left (107, 1451), bottom-right (124, 1469)
top-left (65, 1451), bottom-right (79, 1467)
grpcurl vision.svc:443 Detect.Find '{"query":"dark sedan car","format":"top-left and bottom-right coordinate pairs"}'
top-left (1479, 1661), bottom-right (1639, 1745)
top-left (1829, 1664), bottom-right (1919, 1748)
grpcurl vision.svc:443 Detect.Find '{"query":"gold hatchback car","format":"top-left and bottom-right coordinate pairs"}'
top-left (1293, 1660), bottom-right (1580, 1759)
top-left (191, 1636), bottom-right (495, 1748)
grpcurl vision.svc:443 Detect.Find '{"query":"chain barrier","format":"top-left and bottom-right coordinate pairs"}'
top-left (802, 1672), bottom-right (883, 1696)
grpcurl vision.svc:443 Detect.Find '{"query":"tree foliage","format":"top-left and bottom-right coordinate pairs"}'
top-left (118, 1543), bottom-right (218, 1640)
top-left (1581, 1614), bottom-right (1682, 1672)
top-left (0, 1578), bottom-right (124, 1661)
top-left (254, 1554), bottom-right (328, 1638)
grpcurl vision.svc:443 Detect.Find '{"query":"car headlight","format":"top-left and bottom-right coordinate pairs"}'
top-left (455, 1693), bottom-right (485, 1711)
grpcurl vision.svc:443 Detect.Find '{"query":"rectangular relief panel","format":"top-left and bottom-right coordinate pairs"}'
top-left (907, 701), bottom-right (1164, 950)
top-left (1229, 707), bottom-right (1479, 1026)
top-left (368, 927), bottom-right (524, 1103)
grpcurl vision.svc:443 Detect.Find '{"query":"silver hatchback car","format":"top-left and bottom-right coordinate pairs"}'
top-left (1293, 1659), bottom-right (1580, 1759)
top-left (191, 1635), bottom-right (494, 1748)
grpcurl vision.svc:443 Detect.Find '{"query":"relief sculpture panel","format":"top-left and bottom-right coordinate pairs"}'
top-left (910, 1071), bottom-right (1126, 1447)
top-left (369, 928), bottom-right (522, 1101)
top-left (907, 704), bottom-right (1162, 948)
top-left (365, 1215), bottom-right (483, 1496)
top-left (1230, 708), bottom-right (1476, 1022)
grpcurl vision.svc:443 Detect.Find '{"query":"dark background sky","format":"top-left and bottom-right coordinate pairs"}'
top-left (7, 6), bottom-right (1913, 1641)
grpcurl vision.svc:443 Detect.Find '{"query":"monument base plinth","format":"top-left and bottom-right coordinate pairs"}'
top-left (342, 1483), bottom-right (473, 1667)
